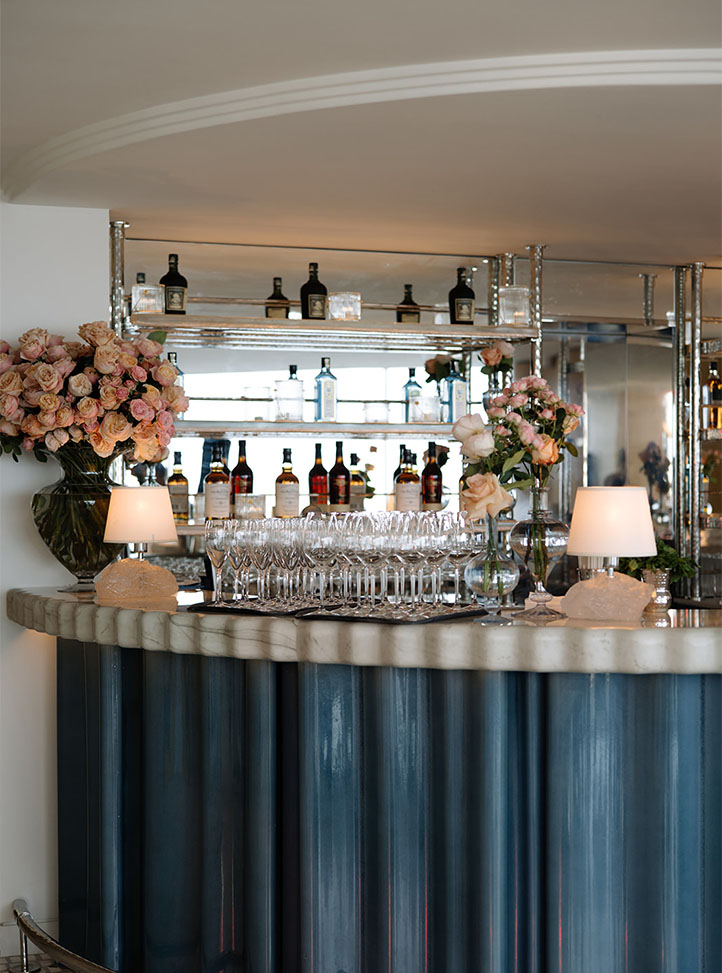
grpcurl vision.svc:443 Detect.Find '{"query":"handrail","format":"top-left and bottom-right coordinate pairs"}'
top-left (12, 900), bottom-right (116, 973)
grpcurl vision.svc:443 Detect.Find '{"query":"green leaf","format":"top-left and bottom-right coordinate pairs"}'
top-left (502, 449), bottom-right (526, 474)
top-left (506, 476), bottom-right (534, 491)
top-left (146, 330), bottom-right (167, 344)
top-left (564, 441), bottom-right (579, 457)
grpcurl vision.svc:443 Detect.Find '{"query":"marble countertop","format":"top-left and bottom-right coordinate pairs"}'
top-left (6, 587), bottom-right (722, 674)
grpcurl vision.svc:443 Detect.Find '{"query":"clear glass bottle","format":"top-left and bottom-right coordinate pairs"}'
top-left (300, 262), bottom-right (327, 319)
top-left (167, 451), bottom-right (189, 523)
top-left (275, 364), bottom-right (305, 421)
top-left (204, 443), bottom-right (231, 520)
top-left (443, 362), bottom-right (468, 423)
top-left (395, 449), bottom-right (421, 512)
top-left (265, 277), bottom-right (290, 319)
top-left (703, 360), bottom-right (722, 430)
top-left (131, 272), bottom-right (163, 314)
top-left (448, 267), bottom-right (475, 324)
top-left (314, 357), bottom-right (337, 421)
top-left (403, 367), bottom-right (423, 422)
top-left (396, 284), bottom-right (420, 323)
top-left (349, 453), bottom-right (366, 511)
top-left (159, 253), bottom-right (187, 315)
top-left (308, 444), bottom-right (329, 506)
top-left (275, 448), bottom-right (300, 517)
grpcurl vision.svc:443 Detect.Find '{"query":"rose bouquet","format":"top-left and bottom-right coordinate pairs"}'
top-left (479, 339), bottom-right (514, 379)
top-left (0, 321), bottom-right (189, 463)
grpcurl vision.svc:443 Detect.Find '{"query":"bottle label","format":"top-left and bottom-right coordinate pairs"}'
top-left (400, 311), bottom-right (420, 323)
top-left (454, 298), bottom-right (474, 323)
top-left (448, 381), bottom-right (467, 422)
top-left (350, 483), bottom-right (366, 511)
top-left (205, 481), bottom-right (230, 518)
top-left (423, 475), bottom-right (442, 504)
top-left (331, 475), bottom-right (349, 504)
top-left (164, 286), bottom-right (187, 312)
top-left (318, 379), bottom-right (337, 420)
top-left (308, 296), bottom-right (326, 319)
top-left (275, 482), bottom-right (299, 517)
top-left (395, 481), bottom-right (421, 512)
top-left (422, 502), bottom-right (443, 512)
top-left (232, 476), bottom-right (253, 496)
top-left (310, 492), bottom-right (329, 506)
top-left (168, 483), bottom-right (189, 517)
top-left (266, 305), bottom-right (287, 319)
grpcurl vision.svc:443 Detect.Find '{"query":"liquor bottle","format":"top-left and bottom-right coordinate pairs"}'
top-left (131, 272), bottom-right (163, 314)
top-left (308, 443), bottom-right (329, 506)
top-left (300, 262), bottom-right (327, 319)
top-left (230, 440), bottom-right (254, 516)
top-left (275, 448), bottom-right (300, 517)
top-left (168, 451), bottom-right (189, 523)
top-left (166, 351), bottom-right (185, 417)
top-left (703, 360), bottom-right (722, 430)
top-left (403, 368), bottom-right (422, 422)
top-left (314, 357), bottom-right (337, 421)
top-left (159, 253), bottom-right (187, 315)
top-left (396, 284), bottom-right (420, 323)
top-left (395, 449), bottom-right (421, 512)
top-left (422, 442), bottom-right (443, 511)
top-left (275, 364), bottom-right (305, 421)
top-left (448, 267), bottom-right (475, 324)
top-left (444, 362), bottom-right (468, 423)
top-left (393, 444), bottom-right (407, 484)
top-left (204, 443), bottom-right (231, 520)
top-left (265, 277), bottom-right (290, 319)
top-left (349, 453), bottom-right (366, 511)
top-left (329, 441), bottom-right (350, 509)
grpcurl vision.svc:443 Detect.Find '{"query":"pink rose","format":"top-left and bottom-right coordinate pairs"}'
top-left (129, 398), bottom-right (155, 422)
top-left (150, 362), bottom-right (178, 387)
top-left (78, 321), bottom-right (116, 347)
top-left (54, 357), bottom-right (76, 381)
top-left (68, 425), bottom-right (83, 442)
top-left (155, 409), bottom-right (174, 433)
top-left (0, 341), bottom-right (10, 354)
top-left (461, 472), bottom-right (514, 521)
top-left (492, 395), bottom-right (508, 408)
top-left (83, 420), bottom-right (100, 434)
top-left (539, 408), bottom-right (554, 419)
top-left (119, 341), bottom-right (137, 355)
top-left (94, 344), bottom-right (120, 375)
top-left (157, 430), bottom-right (172, 448)
top-left (114, 386), bottom-right (130, 402)
top-left (100, 411), bottom-right (132, 443)
top-left (22, 437), bottom-right (35, 450)
top-left (493, 425), bottom-right (512, 437)
top-left (63, 342), bottom-right (93, 360)
top-left (68, 372), bottom-right (93, 398)
top-left (518, 420), bottom-right (538, 446)
top-left (505, 412), bottom-right (522, 426)
top-left (22, 388), bottom-right (44, 407)
top-left (20, 415), bottom-right (44, 438)
top-left (75, 397), bottom-right (101, 421)
top-left (45, 428), bottom-right (70, 452)
top-left (30, 363), bottom-right (63, 393)
top-left (45, 345), bottom-right (69, 363)
top-left (0, 394), bottom-right (20, 419)
top-left (486, 406), bottom-right (505, 419)
top-left (0, 369), bottom-right (24, 396)
top-left (0, 353), bottom-right (14, 375)
top-left (83, 367), bottom-right (100, 384)
top-left (481, 345), bottom-right (503, 368)
top-left (129, 365), bottom-right (147, 383)
top-left (531, 434), bottom-right (559, 466)
top-left (0, 419), bottom-right (20, 436)
top-left (136, 338), bottom-right (164, 358)
top-left (565, 402), bottom-right (584, 417)
top-left (563, 415), bottom-right (580, 435)
top-left (507, 394), bottom-right (528, 408)
top-left (47, 334), bottom-right (64, 347)
top-left (18, 328), bottom-right (49, 361)
top-left (55, 404), bottom-right (74, 427)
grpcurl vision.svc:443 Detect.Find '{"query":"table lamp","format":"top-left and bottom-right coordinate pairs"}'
top-left (567, 486), bottom-right (656, 577)
top-left (97, 486), bottom-right (179, 605)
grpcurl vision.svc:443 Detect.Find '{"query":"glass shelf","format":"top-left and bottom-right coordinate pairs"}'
top-left (173, 419), bottom-right (454, 439)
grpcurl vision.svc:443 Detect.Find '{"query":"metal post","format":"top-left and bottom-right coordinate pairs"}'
top-left (689, 262), bottom-right (704, 600)
top-left (527, 244), bottom-right (544, 375)
top-left (558, 335), bottom-right (571, 524)
top-left (639, 273), bottom-right (657, 326)
top-left (500, 252), bottom-right (515, 287)
top-left (487, 257), bottom-right (501, 328)
top-left (109, 220), bottom-right (129, 336)
top-left (673, 266), bottom-right (688, 565)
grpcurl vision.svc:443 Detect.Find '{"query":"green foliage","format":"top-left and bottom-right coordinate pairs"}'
top-left (618, 537), bottom-right (697, 584)
top-left (146, 330), bottom-right (167, 344)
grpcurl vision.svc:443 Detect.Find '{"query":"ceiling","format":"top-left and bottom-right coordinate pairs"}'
top-left (2, 0), bottom-right (721, 271)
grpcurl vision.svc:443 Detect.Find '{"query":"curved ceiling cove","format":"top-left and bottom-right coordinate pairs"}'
top-left (3, 48), bottom-right (720, 200)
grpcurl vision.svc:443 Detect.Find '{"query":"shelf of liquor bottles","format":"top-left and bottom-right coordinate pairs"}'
top-left (172, 419), bottom-right (455, 439)
top-left (125, 314), bottom-right (537, 353)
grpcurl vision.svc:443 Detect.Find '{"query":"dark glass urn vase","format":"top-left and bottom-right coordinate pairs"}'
top-left (31, 443), bottom-right (124, 588)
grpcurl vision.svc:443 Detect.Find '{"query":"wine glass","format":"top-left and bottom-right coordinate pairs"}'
top-left (205, 519), bottom-right (232, 605)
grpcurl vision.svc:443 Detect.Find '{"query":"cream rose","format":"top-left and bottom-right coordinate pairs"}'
top-left (78, 321), bottom-right (116, 347)
top-left (55, 404), bottom-right (75, 427)
top-left (94, 344), bottom-right (121, 375)
top-left (161, 385), bottom-right (189, 413)
top-left (67, 372), bottom-right (94, 398)
top-left (530, 434), bottom-right (559, 466)
top-left (18, 328), bottom-right (49, 361)
top-left (452, 413), bottom-right (486, 443)
top-left (150, 362), bottom-right (178, 387)
top-left (460, 428), bottom-right (495, 459)
top-left (100, 411), bottom-right (132, 443)
top-left (133, 435), bottom-right (162, 462)
top-left (38, 393), bottom-right (60, 412)
top-left (75, 397), bottom-right (101, 421)
top-left (461, 472), bottom-right (514, 520)
top-left (99, 385), bottom-right (121, 411)
top-left (0, 369), bottom-right (24, 396)
top-left (30, 363), bottom-right (63, 393)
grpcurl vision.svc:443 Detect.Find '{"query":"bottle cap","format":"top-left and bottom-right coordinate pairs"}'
top-left (321, 357), bottom-right (330, 367)
top-left (283, 447), bottom-right (292, 462)
top-left (350, 453), bottom-right (359, 465)
top-left (289, 364), bottom-right (297, 376)
top-left (428, 441), bottom-right (436, 454)
top-left (711, 360), bottom-right (719, 369)
top-left (174, 451), bottom-right (182, 464)
top-left (309, 262), bottom-right (318, 272)
top-left (136, 272), bottom-right (146, 283)
top-left (409, 367), bottom-right (415, 376)
top-left (274, 277), bottom-right (282, 285)
top-left (404, 283), bottom-right (412, 290)
top-left (457, 266), bottom-right (466, 275)
top-left (336, 440), bottom-right (343, 451)
top-left (169, 253), bottom-right (179, 262)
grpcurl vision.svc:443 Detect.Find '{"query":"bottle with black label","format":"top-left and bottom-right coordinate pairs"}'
top-left (314, 357), bottom-right (337, 421)
top-left (703, 360), bottom-right (722, 430)
top-left (349, 453), bottom-right (366, 511)
top-left (275, 448), bottom-right (300, 517)
top-left (160, 253), bottom-right (187, 315)
top-left (308, 443), bottom-right (329, 506)
top-left (448, 267), bottom-right (475, 324)
top-left (329, 441), bottom-right (350, 510)
top-left (265, 277), bottom-right (290, 319)
top-left (301, 262), bottom-right (327, 319)
top-left (395, 449), bottom-right (421, 512)
top-left (168, 451), bottom-right (189, 523)
top-left (204, 443), bottom-right (231, 520)
top-left (403, 368), bottom-right (422, 422)
top-left (422, 442), bottom-right (443, 511)
top-left (396, 284), bottom-right (420, 323)
top-left (230, 441), bottom-right (254, 516)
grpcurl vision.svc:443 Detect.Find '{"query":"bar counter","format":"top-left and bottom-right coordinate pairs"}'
top-left (6, 588), bottom-right (722, 973)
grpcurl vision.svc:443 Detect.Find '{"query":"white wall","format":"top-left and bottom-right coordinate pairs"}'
top-left (0, 203), bottom-right (109, 955)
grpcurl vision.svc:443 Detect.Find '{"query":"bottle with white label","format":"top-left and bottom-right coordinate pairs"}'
top-left (159, 253), bottom-right (187, 315)
top-left (314, 357), bottom-right (337, 421)
top-left (204, 444), bottom-right (231, 520)
top-left (275, 448), bottom-right (300, 517)
top-left (403, 367), bottom-right (423, 422)
top-left (444, 363), bottom-right (468, 423)
top-left (394, 449), bottom-right (421, 512)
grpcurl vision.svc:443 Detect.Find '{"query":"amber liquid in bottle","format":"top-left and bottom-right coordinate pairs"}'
top-left (230, 440), bottom-right (254, 515)
top-left (168, 451), bottom-right (189, 523)
top-left (265, 277), bottom-right (290, 319)
top-left (422, 442), bottom-right (443, 509)
top-left (349, 452), bottom-right (366, 511)
top-left (204, 444), bottom-right (231, 520)
top-left (308, 443), bottom-right (329, 506)
top-left (396, 283), bottom-right (420, 323)
top-left (275, 448), bottom-right (300, 517)
top-left (704, 361), bottom-right (722, 430)
top-left (329, 441), bottom-right (350, 507)
top-left (395, 449), bottom-right (421, 512)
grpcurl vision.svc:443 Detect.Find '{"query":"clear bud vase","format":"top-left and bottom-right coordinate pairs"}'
top-left (510, 481), bottom-right (569, 622)
top-left (482, 373), bottom-right (502, 418)
top-left (464, 513), bottom-right (520, 624)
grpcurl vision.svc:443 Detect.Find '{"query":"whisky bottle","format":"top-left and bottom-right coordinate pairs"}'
top-left (393, 443), bottom-right (407, 484)
top-left (394, 449), bottom-right (421, 512)
top-left (422, 442), bottom-right (443, 510)
top-left (329, 440), bottom-right (350, 509)
top-left (448, 267), bottom-right (475, 324)
top-left (703, 360), bottom-right (722, 430)
top-left (265, 277), bottom-right (290, 319)
top-left (159, 253), bottom-right (187, 315)
top-left (308, 443), bottom-right (329, 506)
top-left (204, 443), bottom-right (231, 520)
top-left (314, 357), bottom-right (337, 421)
top-left (349, 453), bottom-right (366, 511)
top-left (403, 368), bottom-right (422, 422)
top-left (230, 440), bottom-right (254, 516)
top-left (396, 284), bottom-right (420, 323)
top-left (300, 262), bottom-right (327, 319)
top-left (168, 451), bottom-right (189, 523)
top-left (275, 448), bottom-right (300, 517)
top-left (444, 362), bottom-right (468, 423)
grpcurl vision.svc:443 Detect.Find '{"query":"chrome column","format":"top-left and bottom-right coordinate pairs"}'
top-left (109, 220), bottom-right (128, 337)
top-left (639, 273), bottom-right (657, 327)
top-left (527, 244), bottom-right (544, 375)
top-left (673, 266), bottom-right (688, 563)
top-left (500, 252), bottom-right (515, 287)
top-left (690, 262), bottom-right (704, 600)
top-left (487, 257), bottom-right (501, 328)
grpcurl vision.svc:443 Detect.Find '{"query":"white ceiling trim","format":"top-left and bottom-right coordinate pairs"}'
top-left (3, 48), bottom-right (720, 200)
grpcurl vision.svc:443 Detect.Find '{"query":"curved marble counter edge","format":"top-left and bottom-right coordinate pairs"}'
top-left (6, 588), bottom-right (722, 674)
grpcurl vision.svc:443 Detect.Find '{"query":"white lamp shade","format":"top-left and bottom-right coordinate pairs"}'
top-left (567, 486), bottom-right (656, 558)
top-left (104, 486), bottom-right (178, 544)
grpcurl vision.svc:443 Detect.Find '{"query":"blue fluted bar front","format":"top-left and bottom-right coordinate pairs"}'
top-left (56, 640), bottom-right (721, 973)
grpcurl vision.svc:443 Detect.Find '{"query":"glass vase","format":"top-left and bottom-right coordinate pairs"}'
top-left (31, 442), bottom-right (124, 588)
top-left (464, 513), bottom-right (520, 623)
top-left (482, 374), bottom-right (502, 418)
top-left (510, 482), bottom-right (569, 622)
top-left (642, 569), bottom-right (672, 615)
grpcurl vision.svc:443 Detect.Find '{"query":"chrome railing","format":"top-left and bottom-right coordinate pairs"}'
top-left (11, 900), bottom-right (115, 973)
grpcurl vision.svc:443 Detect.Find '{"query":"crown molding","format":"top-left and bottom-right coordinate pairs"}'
top-left (3, 48), bottom-right (720, 199)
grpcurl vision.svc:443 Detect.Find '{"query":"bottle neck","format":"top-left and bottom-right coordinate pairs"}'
top-left (273, 279), bottom-right (283, 296)
top-left (238, 442), bottom-right (246, 462)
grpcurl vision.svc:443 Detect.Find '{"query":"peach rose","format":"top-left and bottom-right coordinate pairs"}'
top-left (18, 328), bottom-right (49, 361)
top-left (481, 345), bottom-right (503, 367)
top-left (78, 321), bottom-right (116, 347)
top-left (0, 393), bottom-right (20, 419)
top-left (530, 434), bottom-right (559, 466)
top-left (562, 414), bottom-right (580, 435)
top-left (63, 342), bottom-right (93, 360)
top-left (75, 397), bottom-right (101, 421)
top-left (129, 398), bottom-right (155, 422)
top-left (461, 473), bottom-right (514, 521)
top-left (30, 363), bottom-right (63, 393)
top-left (131, 422), bottom-right (158, 443)
top-left (38, 393), bottom-right (60, 412)
top-left (135, 337), bottom-right (164, 358)
top-left (150, 362), bottom-right (177, 387)
top-left (20, 415), bottom-right (44, 438)
top-left (133, 435), bottom-right (162, 463)
top-left (118, 352), bottom-right (138, 370)
top-left (67, 372), bottom-right (94, 398)
top-left (161, 385), bottom-right (189, 413)
top-left (45, 428), bottom-right (70, 452)
top-left (99, 385), bottom-right (121, 411)
top-left (100, 411), bottom-right (132, 443)
top-left (0, 353), bottom-right (14, 375)
top-left (0, 369), bottom-right (24, 396)
top-left (55, 404), bottom-right (75, 427)
top-left (94, 344), bottom-right (120, 375)
top-left (88, 431), bottom-right (117, 458)
top-left (0, 419), bottom-right (20, 436)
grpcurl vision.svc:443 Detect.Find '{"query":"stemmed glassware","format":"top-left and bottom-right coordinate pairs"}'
top-left (204, 519), bottom-right (233, 605)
